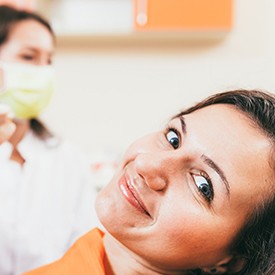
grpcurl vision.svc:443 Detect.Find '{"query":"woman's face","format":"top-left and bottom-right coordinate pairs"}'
top-left (96, 104), bottom-right (273, 271)
top-left (0, 19), bottom-right (54, 65)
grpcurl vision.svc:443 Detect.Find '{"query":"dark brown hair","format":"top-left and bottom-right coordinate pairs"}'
top-left (0, 4), bottom-right (55, 140)
top-left (177, 90), bottom-right (275, 275)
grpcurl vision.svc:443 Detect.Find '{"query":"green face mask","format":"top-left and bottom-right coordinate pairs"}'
top-left (0, 62), bottom-right (54, 119)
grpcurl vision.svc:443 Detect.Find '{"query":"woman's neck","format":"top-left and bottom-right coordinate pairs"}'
top-left (103, 233), bottom-right (188, 275)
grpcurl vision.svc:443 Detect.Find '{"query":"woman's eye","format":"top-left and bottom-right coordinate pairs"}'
top-left (166, 129), bottom-right (180, 149)
top-left (193, 174), bottom-right (214, 202)
top-left (20, 54), bottom-right (34, 61)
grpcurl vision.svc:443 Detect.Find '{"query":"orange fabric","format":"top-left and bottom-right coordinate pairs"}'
top-left (24, 228), bottom-right (105, 275)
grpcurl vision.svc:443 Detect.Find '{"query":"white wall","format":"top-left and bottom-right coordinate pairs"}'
top-left (42, 0), bottom-right (275, 158)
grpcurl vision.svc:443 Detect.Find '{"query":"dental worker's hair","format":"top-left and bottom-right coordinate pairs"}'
top-left (0, 5), bottom-right (54, 140)
top-left (175, 90), bottom-right (275, 275)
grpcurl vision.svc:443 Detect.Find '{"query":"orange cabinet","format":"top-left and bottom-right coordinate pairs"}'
top-left (134, 0), bottom-right (233, 31)
top-left (0, 0), bottom-right (233, 39)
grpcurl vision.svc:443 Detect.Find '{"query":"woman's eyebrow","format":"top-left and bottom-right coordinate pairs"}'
top-left (201, 154), bottom-right (231, 198)
top-left (23, 46), bottom-right (54, 56)
top-left (180, 116), bottom-right (187, 134)
top-left (22, 46), bottom-right (37, 52)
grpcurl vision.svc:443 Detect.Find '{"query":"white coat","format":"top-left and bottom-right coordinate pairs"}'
top-left (0, 131), bottom-right (100, 275)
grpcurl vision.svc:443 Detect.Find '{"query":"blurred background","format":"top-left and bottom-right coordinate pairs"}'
top-left (2, 0), bottom-right (275, 158)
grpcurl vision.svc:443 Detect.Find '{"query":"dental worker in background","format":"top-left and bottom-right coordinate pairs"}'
top-left (0, 5), bottom-right (99, 275)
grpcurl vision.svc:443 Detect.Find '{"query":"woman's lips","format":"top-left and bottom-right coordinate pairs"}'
top-left (118, 175), bottom-right (151, 217)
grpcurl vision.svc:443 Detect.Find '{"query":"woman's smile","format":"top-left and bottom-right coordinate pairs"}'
top-left (118, 173), bottom-right (152, 218)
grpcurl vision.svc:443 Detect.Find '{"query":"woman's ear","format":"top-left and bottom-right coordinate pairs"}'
top-left (202, 255), bottom-right (246, 274)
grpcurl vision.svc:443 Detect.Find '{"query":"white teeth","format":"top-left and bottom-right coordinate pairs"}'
top-left (127, 177), bottom-right (151, 217)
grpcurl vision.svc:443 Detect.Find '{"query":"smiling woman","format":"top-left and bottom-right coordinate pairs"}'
top-left (25, 90), bottom-right (275, 275)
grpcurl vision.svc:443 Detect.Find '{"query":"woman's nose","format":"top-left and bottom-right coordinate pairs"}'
top-left (134, 152), bottom-right (176, 191)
